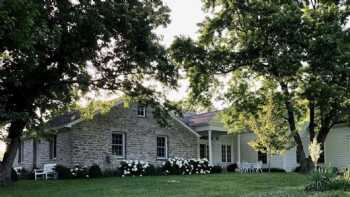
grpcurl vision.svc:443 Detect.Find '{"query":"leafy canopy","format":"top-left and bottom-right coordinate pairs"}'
top-left (0, 0), bottom-right (177, 135)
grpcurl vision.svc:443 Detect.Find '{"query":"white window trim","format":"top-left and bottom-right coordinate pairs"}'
top-left (137, 106), bottom-right (146, 117)
top-left (112, 132), bottom-right (126, 159)
top-left (156, 136), bottom-right (168, 160)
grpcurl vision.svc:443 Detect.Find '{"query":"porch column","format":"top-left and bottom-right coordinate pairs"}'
top-left (208, 130), bottom-right (213, 165)
top-left (237, 134), bottom-right (241, 166)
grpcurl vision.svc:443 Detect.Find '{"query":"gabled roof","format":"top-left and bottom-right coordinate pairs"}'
top-left (45, 102), bottom-right (201, 137)
top-left (183, 111), bottom-right (220, 127)
top-left (46, 111), bottom-right (81, 129)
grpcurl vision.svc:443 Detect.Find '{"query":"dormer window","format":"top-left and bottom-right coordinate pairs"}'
top-left (137, 105), bottom-right (146, 117)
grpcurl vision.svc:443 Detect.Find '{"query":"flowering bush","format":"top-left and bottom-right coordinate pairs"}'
top-left (70, 165), bottom-right (89, 178)
top-left (119, 160), bottom-right (151, 177)
top-left (162, 158), bottom-right (212, 175)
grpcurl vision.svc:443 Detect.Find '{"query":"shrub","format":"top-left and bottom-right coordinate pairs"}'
top-left (89, 164), bottom-right (102, 178)
top-left (55, 165), bottom-right (73, 179)
top-left (11, 168), bottom-right (18, 182)
top-left (211, 165), bottom-right (223, 174)
top-left (305, 167), bottom-right (337, 192)
top-left (161, 158), bottom-right (212, 175)
top-left (262, 168), bottom-right (286, 173)
top-left (227, 163), bottom-right (238, 172)
top-left (144, 164), bottom-right (157, 176)
top-left (119, 160), bottom-right (151, 177)
top-left (71, 165), bottom-right (89, 179)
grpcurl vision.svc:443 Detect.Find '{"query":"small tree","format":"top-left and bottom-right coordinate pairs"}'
top-left (246, 96), bottom-right (291, 172)
top-left (309, 137), bottom-right (323, 168)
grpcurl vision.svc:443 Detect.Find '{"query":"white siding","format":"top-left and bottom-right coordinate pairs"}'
top-left (240, 133), bottom-right (257, 163)
top-left (325, 126), bottom-right (350, 169)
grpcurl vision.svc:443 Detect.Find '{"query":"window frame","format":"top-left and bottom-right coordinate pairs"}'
top-left (258, 151), bottom-right (267, 164)
top-left (200, 144), bottom-right (209, 160)
top-left (49, 135), bottom-right (57, 160)
top-left (137, 105), bottom-right (146, 117)
top-left (112, 132), bottom-right (126, 159)
top-left (18, 141), bottom-right (24, 164)
top-left (156, 136), bottom-right (168, 160)
top-left (221, 144), bottom-right (232, 163)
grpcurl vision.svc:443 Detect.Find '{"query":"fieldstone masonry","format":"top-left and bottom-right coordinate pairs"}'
top-left (15, 103), bottom-right (199, 170)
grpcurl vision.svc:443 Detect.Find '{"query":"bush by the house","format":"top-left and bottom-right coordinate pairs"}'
top-left (162, 158), bottom-right (212, 175)
top-left (89, 164), bottom-right (102, 178)
top-left (71, 165), bottom-right (89, 179)
top-left (262, 168), bottom-right (286, 173)
top-left (119, 160), bottom-right (151, 177)
top-left (304, 167), bottom-right (349, 192)
top-left (11, 168), bottom-right (18, 182)
top-left (55, 165), bottom-right (73, 179)
top-left (227, 163), bottom-right (238, 172)
top-left (211, 165), bottom-right (223, 174)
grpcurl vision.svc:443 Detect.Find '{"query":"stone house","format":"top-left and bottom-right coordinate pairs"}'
top-left (13, 102), bottom-right (350, 172)
top-left (14, 102), bottom-right (199, 170)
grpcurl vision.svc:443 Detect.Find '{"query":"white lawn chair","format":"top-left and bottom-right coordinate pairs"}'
top-left (240, 162), bottom-right (250, 173)
top-left (34, 164), bottom-right (57, 180)
top-left (255, 161), bottom-right (263, 173)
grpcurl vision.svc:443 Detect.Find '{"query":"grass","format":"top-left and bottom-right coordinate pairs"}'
top-left (0, 173), bottom-right (349, 197)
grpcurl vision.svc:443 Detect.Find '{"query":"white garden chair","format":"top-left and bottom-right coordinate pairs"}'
top-left (240, 162), bottom-right (251, 173)
top-left (255, 161), bottom-right (263, 173)
top-left (34, 163), bottom-right (57, 180)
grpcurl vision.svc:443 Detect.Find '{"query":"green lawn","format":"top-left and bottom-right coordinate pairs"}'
top-left (0, 173), bottom-right (349, 197)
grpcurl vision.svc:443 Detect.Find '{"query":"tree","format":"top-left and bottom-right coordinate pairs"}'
top-left (245, 95), bottom-right (291, 172)
top-left (170, 0), bottom-right (350, 172)
top-left (0, 0), bottom-right (177, 185)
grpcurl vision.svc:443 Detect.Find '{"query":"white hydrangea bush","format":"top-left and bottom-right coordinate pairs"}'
top-left (162, 157), bottom-right (212, 175)
top-left (119, 160), bottom-right (151, 177)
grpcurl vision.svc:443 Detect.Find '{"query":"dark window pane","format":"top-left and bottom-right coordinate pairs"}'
top-left (200, 144), bottom-right (206, 159)
top-left (227, 145), bottom-right (232, 162)
top-left (258, 151), bottom-right (267, 164)
top-left (112, 133), bottom-right (124, 157)
top-left (157, 137), bottom-right (167, 158)
top-left (222, 145), bottom-right (226, 162)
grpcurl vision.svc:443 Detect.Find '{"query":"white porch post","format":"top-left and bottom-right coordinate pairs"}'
top-left (208, 130), bottom-right (213, 165)
top-left (237, 134), bottom-right (241, 166)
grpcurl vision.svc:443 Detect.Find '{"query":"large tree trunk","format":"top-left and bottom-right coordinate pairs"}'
top-left (280, 82), bottom-right (312, 172)
top-left (0, 121), bottom-right (26, 186)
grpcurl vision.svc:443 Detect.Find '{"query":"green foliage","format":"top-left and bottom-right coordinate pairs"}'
top-left (55, 165), bottom-right (73, 180)
top-left (304, 167), bottom-right (350, 192)
top-left (226, 163), bottom-right (238, 172)
top-left (211, 165), bottom-right (223, 174)
top-left (170, 0), bottom-right (350, 171)
top-left (88, 164), bottom-right (102, 179)
top-left (10, 168), bottom-right (18, 182)
top-left (0, 0), bottom-right (178, 176)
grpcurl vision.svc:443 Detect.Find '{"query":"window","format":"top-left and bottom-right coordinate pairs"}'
top-left (157, 136), bottom-right (167, 159)
top-left (18, 141), bottom-right (24, 164)
top-left (221, 145), bottom-right (232, 162)
top-left (49, 135), bottom-right (57, 160)
top-left (258, 151), bottom-right (267, 164)
top-left (112, 133), bottom-right (125, 158)
top-left (200, 144), bottom-right (209, 159)
top-left (137, 105), bottom-right (146, 117)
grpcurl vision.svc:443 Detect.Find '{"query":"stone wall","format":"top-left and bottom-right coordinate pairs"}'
top-left (69, 103), bottom-right (199, 169)
top-left (15, 103), bottom-right (199, 170)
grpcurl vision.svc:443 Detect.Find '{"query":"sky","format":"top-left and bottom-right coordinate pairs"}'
top-left (0, 0), bottom-right (207, 153)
